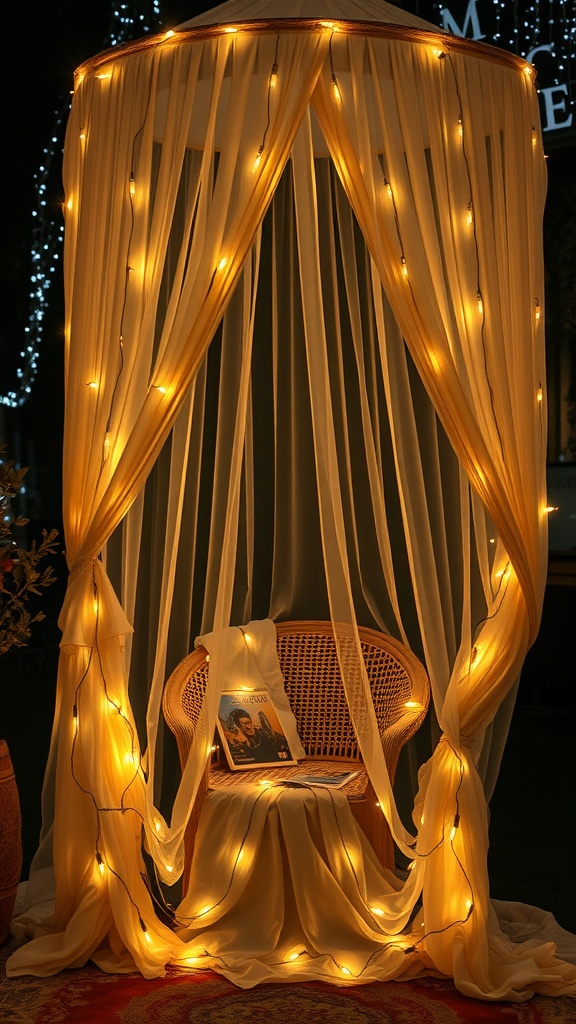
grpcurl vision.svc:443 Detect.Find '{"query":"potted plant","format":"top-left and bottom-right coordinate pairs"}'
top-left (0, 444), bottom-right (58, 945)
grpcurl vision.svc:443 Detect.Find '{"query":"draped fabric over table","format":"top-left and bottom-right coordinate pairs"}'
top-left (7, 0), bottom-right (576, 1002)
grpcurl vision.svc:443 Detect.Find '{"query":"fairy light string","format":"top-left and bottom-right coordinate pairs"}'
top-left (1, 1), bottom-right (162, 409)
top-left (28, 5), bottom-right (559, 971)
top-left (69, 583), bottom-right (480, 969)
top-left (252, 33), bottom-right (281, 173)
top-left (100, 44), bottom-right (160, 471)
top-left (170, 773), bottom-right (477, 975)
top-left (463, 556), bottom-right (513, 679)
top-left (68, 559), bottom-right (159, 939)
top-left (444, 51), bottom-right (508, 464)
top-left (70, 34), bottom-right (295, 938)
top-left (328, 28), bottom-right (343, 105)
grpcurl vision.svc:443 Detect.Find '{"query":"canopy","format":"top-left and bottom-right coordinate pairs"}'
top-left (8, 0), bottom-right (576, 1001)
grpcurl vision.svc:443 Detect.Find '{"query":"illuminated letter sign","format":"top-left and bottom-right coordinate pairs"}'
top-left (436, 3), bottom-right (574, 140)
top-left (439, 1), bottom-right (485, 40)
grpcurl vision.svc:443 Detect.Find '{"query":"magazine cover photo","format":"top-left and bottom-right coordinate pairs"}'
top-left (217, 689), bottom-right (298, 770)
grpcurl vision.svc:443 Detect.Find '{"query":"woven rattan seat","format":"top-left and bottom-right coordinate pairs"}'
top-left (163, 620), bottom-right (430, 887)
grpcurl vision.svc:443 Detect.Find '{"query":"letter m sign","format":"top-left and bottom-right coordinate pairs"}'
top-left (440, 1), bottom-right (486, 41)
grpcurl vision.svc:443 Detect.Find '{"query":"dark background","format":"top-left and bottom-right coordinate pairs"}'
top-left (1, 1), bottom-right (574, 934)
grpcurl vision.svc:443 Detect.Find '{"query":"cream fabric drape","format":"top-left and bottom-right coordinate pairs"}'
top-left (8, 26), bottom-right (331, 977)
top-left (8, 10), bottom-right (576, 1002)
top-left (312, 32), bottom-right (556, 995)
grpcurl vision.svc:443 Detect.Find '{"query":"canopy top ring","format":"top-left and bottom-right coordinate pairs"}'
top-left (76, 19), bottom-right (536, 84)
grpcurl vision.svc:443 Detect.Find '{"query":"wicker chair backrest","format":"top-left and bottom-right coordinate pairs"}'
top-left (275, 626), bottom-right (413, 759)
top-left (163, 621), bottom-right (427, 768)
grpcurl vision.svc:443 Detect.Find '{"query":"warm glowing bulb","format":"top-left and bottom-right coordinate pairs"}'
top-left (93, 597), bottom-right (99, 615)
top-left (434, 48), bottom-right (446, 59)
top-left (384, 178), bottom-right (393, 200)
top-left (544, 505), bottom-right (559, 514)
top-left (476, 291), bottom-right (484, 316)
top-left (321, 21), bottom-right (335, 28)
top-left (458, 116), bottom-right (464, 142)
top-left (466, 203), bottom-right (473, 227)
top-left (429, 350), bottom-right (442, 373)
top-left (370, 906), bottom-right (384, 916)
top-left (340, 966), bottom-right (352, 976)
top-left (163, 29), bottom-right (175, 39)
top-left (198, 905), bottom-right (213, 917)
top-left (252, 147), bottom-right (264, 173)
top-left (534, 299), bottom-right (541, 322)
top-left (243, 632), bottom-right (252, 646)
top-left (270, 63), bottom-right (278, 88)
top-left (129, 174), bottom-right (136, 198)
top-left (224, 26), bottom-right (238, 33)
top-left (95, 72), bottom-right (111, 80)
top-left (489, 537), bottom-right (495, 544)
top-left (165, 864), bottom-right (174, 874)
top-left (331, 74), bottom-right (342, 104)
top-left (400, 257), bottom-right (408, 279)
top-left (85, 381), bottom-right (98, 389)
top-left (288, 951), bottom-right (300, 961)
top-left (205, 654), bottom-right (210, 663)
top-left (153, 385), bottom-right (167, 394)
top-left (523, 64), bottom-right (533, 78)
top-left (465, 898), bottom-right (473, 911)
top-left (217, 257), bottom-right (228, 272)
top-left (404, 700), bottom-right (420, 709)
top-left (537, 386), bottom-right (543, 403)
top-left (154, 818), bottom-right (162, 833)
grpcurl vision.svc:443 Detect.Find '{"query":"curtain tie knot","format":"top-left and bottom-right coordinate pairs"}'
top-left (67, 555), bottom-right (98, 582)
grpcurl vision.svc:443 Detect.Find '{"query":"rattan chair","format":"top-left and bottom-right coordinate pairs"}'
top-left (163, 620), bottom-right (430, 889)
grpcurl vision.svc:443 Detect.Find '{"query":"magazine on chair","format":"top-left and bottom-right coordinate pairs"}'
top-left (217, 688), bottom-right (298, 771)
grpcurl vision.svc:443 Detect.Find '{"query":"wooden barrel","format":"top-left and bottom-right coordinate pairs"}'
top-left (0, 739), bottom-right (23, 946)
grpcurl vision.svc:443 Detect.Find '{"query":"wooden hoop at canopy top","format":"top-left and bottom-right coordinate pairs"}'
top-left (76, 19), bottom-right (536, 84)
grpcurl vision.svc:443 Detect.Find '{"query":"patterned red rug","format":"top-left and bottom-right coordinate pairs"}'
top-left (1, 944), bottom-right (574, 1024)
